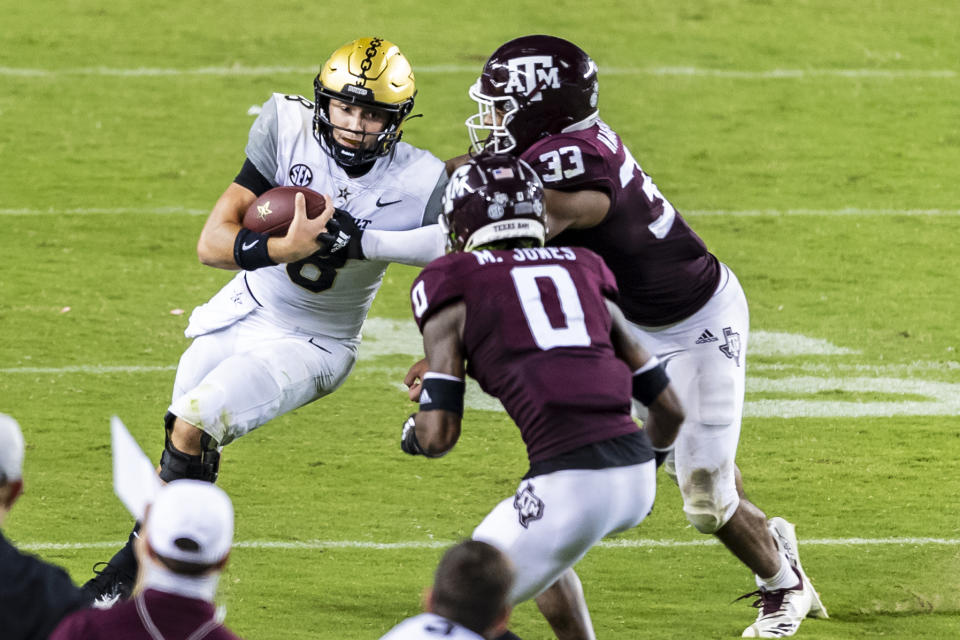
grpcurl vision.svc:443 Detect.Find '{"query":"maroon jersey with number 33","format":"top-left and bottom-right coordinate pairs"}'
top-left (411, 246), bottom-right (640, 463)
top-left (521, 120), bottom-right (721, 327)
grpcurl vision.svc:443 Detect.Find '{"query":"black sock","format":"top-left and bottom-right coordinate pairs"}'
top-left (107, 522), bottom-right (141, 580)
top-left (492, 632), bottom-right (522, 640)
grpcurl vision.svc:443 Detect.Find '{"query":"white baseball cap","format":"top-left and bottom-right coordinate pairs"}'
top-left (0, 413), bottom-right (25, 483)
top-left (146, 480), bottom-right (234, 566)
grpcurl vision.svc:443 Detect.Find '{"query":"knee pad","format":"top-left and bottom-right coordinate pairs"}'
top-left (681, 468), bottom-right (739, 534)
top-left (159, 412), bottom-right (221, 483)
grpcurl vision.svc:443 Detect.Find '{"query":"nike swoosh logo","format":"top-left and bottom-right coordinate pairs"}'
top-left (376, 196), bottom-right (402, 207)
top-left (241, 240), bottom-right (259, 250)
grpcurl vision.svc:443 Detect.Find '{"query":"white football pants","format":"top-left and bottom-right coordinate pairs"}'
top-left (472, 462), bottom-right (657, 604)
top-left (629, 263), bottom-right (749, 534)
top-left (169, 307), bottom-right (357, 446)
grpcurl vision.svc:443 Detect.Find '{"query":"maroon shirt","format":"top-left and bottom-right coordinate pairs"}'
top-left (521, 120), bottom-right (720, 326)
top-left (411, 246), bottom-right (642, 463)
top-left (50, 589), bottom-right (242, 640)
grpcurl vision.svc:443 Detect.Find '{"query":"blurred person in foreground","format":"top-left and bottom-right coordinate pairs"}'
top-left (0, 413), bottom-right (92, 639)
top-left (380, 540), bottom-right (514, 640)
top-left (51, 480), bottom-right (241, 640)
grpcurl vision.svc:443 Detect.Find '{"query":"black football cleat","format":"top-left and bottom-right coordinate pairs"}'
top-left (81, 561), bottom-right (135, 605)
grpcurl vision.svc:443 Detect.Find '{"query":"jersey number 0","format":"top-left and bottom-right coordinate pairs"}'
top-left (510, 265), bottom-right (591, 350)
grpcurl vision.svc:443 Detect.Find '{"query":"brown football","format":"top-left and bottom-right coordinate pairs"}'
top-left (242, 186), bottom-right (326, 236)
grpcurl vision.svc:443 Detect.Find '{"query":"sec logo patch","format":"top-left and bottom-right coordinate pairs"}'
top-left (289, 164), bottom-right (313, 186)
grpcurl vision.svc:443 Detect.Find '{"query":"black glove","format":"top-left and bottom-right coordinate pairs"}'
top-left (316, 208), bottom-right (364, 259)
top-left (400, 414), bottom-right (426, 456)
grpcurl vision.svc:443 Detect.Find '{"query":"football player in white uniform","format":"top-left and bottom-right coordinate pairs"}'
top-left (379, 541), bottom-right (514, 640)
top-left (83, 37), bottom-right (448, 601)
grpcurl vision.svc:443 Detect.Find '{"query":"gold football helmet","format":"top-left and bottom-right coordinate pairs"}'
top-left (313, 37), bottom-right (417, 167)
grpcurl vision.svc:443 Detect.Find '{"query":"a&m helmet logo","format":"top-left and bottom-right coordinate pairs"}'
top-left (497, 56), bottom-right (561, 101)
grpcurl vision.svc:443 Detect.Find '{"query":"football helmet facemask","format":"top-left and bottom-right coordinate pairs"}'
top-left (314, 37), bottom-right (416, 168)
top-left (466, 35), bottom-right (599, 154)
top-left (441, 154), bottom-right (546, 253)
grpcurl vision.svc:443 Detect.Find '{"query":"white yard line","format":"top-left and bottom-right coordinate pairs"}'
top-left (0, 65), bottom-right (955, 79)
top-left (0, 365), bottom-right (175, 374)
top-left (0, 207), bottom-right (208, 216)
top-left (2, 207), bottom-right (959, 217)
top-left (19, 537), bottom-right (960, 551)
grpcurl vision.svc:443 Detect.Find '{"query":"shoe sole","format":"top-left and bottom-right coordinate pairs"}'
top-left (768, 517), bottom-right (829, 619)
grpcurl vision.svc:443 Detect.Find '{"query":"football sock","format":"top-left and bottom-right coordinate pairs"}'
top-left (107, 522), bottom-right (141, 580)
top-left (757, 553), bottom-right (799, 591)
top-left (492, 632), bottom-right (523, 640)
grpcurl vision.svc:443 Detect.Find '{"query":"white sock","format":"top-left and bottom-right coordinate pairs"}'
top-left (757, 553), bottom-right (799, 591)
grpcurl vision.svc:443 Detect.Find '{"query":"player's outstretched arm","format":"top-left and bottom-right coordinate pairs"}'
top-left (360, 225), bottom-right (446, 266)
top-left (605, 299), bottom-right (684, 452)
top-left (542, 188), bottom-right (611, 239)
top-left (400, 303), bottom-right (467, 458)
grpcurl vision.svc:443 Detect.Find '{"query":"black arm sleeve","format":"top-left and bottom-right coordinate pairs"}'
top-left (233, 158), bottom-right (274, 196)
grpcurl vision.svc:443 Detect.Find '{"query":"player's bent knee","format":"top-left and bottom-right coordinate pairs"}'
top-left (681, 468), bottom-right (739, 534)
top-left (684, 505), bottom-right (726, 534)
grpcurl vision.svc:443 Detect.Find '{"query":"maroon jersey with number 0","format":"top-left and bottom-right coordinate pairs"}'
top-left (411, 246), bottom-right (640, 463)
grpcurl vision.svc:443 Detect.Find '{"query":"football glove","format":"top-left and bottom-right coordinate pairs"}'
top-left (400, 414), bottom-right (426, 456)
top-left (316, 209), bottom-right (364, 259)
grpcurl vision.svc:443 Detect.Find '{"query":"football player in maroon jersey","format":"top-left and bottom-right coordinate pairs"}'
top-left (456, 35), bottom-right (828, 638)
top-left (402, 153), bottom-right (684, 640)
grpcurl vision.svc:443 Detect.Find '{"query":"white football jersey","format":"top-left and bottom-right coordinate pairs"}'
top-left (240, 93), bottom-right (446, 339)
top-left (379, 613), bottom-right (484, 640)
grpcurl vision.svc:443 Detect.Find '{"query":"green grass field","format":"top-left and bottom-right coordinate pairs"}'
top-left (2, 1), bottom-right (958, 638)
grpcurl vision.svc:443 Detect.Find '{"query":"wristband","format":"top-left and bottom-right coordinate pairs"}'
top-left (419, 372), bottom-right (466, 415)
top-left (632, 357), bottom-right (670, 406)
top-left (234, 228), bottom-right (276, 270)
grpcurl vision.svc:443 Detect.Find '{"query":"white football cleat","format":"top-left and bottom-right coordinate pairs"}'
top-left (739, 518), bottom-right (827, 637)
top-left (768, 517), bottom-right (828, 620)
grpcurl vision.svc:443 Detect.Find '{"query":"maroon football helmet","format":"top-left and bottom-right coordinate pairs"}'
top-left (466, 35), bottom-right (599, 154)
top-left (441, 154), bottom-right (546, 252)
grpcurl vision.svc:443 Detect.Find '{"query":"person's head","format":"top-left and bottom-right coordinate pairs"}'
top-left (441, 153), bottom-right (546, 253)
top-left (139, 480), bottom-right (234, 577)
top-left (0, 413), bottom-right (26, 524)
top-left (466, 34), bottom-right (599, 155)
top-left (313, 37), bottom-right (417, 169)
top-left (426, 540), bottom-right (514, 637)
